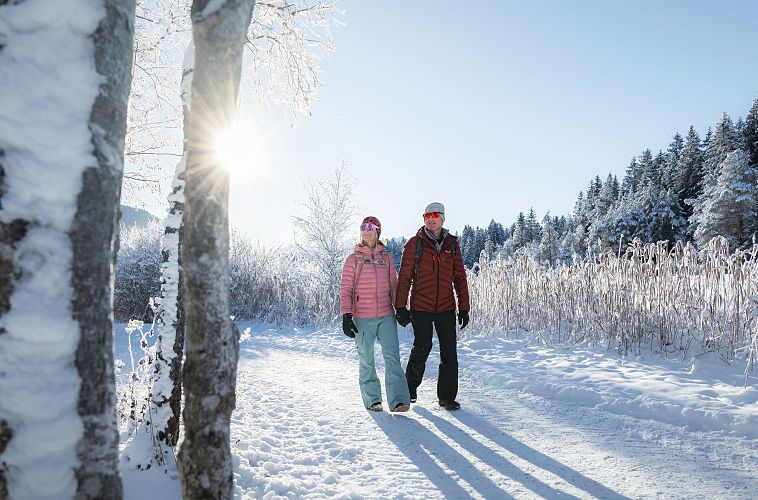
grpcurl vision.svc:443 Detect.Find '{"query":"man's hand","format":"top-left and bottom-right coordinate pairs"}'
top-left (395, 307), bottom-right (412, 327)
top-left (342, 313), bottom-right (358, 338)
top-left (457, 310), bottom-right (469, 330)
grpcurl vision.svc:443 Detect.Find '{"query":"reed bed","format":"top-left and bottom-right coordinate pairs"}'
top-left (469, 237), bottom-right (758, 370)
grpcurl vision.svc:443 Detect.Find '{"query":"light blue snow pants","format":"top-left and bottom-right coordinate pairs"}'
top-left (353, 315), bottom-right (411, 410)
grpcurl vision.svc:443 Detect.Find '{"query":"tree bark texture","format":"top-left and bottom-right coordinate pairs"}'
top-left (0, 0), bottom-right (134, 498)
top-left (0, 162), bottom-right (24, 497)
top-left (71, 1), bottom-right (135, 498)
top-left (178, 1), bottom-right (254, 499)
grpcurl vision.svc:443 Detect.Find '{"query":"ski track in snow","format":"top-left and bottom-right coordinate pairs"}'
top-left (117, 324), bottom-right (758, 499)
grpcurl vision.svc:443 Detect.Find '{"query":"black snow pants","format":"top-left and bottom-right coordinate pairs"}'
top-left (405, 310), bottom-right (458, 402)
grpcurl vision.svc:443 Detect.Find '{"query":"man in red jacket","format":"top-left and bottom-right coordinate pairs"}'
top-left (395, 202), bottom-right (470, 410)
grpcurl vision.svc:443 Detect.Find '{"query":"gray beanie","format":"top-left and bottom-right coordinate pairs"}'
top-left (424, 202), bottom-right (445, 223)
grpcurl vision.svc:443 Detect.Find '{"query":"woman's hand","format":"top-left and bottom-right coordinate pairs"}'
top-left (395, 307), bottom-right (412, 327)
top-left (342, 313), bottom-right (358, 338)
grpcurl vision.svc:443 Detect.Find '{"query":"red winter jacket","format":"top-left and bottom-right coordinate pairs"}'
top-left (395, 227), bottom-right (470, 313)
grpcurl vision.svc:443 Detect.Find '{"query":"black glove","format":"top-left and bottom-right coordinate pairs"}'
top-left (342, 313), bottom-right (358, 338)
top-left (395, 307), bottom-right (412, 327)
top-left (457, 310), bottom-right (469, 330)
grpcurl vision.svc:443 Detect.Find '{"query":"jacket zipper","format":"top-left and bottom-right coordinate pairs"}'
top-left (434, 242), bottom-right (440, 312)
top-left (373, 249), bottom-right (379, 317)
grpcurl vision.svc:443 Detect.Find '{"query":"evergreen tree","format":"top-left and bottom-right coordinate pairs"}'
top-left (744, 98), bottom-right (758, 167)
top-left (587, 214), bottom-right (611, 254)
top-left (538, 213), bottom-right (560, 266)
top-left (656, 188), bottom-right (688, 243)
top-left (589, 175), bottom-right (602, 200)
top-left (692, 150), bottom-right (758, 250)
top-left (513, 212), bottom-right (528, 249)
top-left (486, 219), bottom-right (506, 247)
top-left (483, 238), bottom-right (496, 261)
top-left (637, 184), bottom-right (686, 244)
top-left (564, 222), bottom-right (587, 260)
top-left (703, 113), bottom-right (739, 188)
top-left (664, 132), bottom-right (684, 189)
top-left (555, 215), bottom-right (569, 238)
top-left (637, 149), bottom-right (655, 188)
top-left (650, 150), bottom-right (666, 187)
top-left (384, 237), bottom-right (406, 271)
top-left (607, 195), bottom-right (641, 252)
top-left (459, 225), bottom-right (476, 268)
top-left (586, 183), bottom-right (597, 220)
top-left (526, 208), bottom-right (541, 243)
top-left (584, 174), bottom-right (617, 252)
top-left (621, 157), bottom-right (640, 195)
top-left (473, 227), bottom-right (488, 262)
top-left (735, 117), bottom-right (746, 150)
top-left (595, 174), bottom-right (617, 218)
top-left (572, 190), bottom-right (586, 229)
top-left (675, 126), bottom-right (704, 236)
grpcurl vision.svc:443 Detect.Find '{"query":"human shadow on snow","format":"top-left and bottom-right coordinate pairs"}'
top-left (413, 407), bottom-right (587, 499)
top-left (372, 413), bottom-right (514, 499)
top-left (433, 408), bottom-right (629, 500)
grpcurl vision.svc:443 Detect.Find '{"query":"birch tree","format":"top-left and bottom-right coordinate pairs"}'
top-left (177, 1), bottom-right (254, 498)
top-left (142, 0), bottom-right (339, 452)
top-left (149, 43), bottom-right (192, 453)
top-left (0, 0), bottom-right (135, 498)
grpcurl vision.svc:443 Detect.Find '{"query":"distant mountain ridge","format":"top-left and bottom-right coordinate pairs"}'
top-left (120, 205), bottom-right (159, 229)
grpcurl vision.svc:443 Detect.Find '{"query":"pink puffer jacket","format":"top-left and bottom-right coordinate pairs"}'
top-left (339, 244), bottom-right (398, 319)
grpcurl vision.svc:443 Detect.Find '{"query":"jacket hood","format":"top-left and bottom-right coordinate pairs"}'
top-left (416, 226), bottom-right (449, 243)
top-left (353, 242), bottom-right (385, 255)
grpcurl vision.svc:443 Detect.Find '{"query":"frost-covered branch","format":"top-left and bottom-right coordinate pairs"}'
top-left (291, 160), bottom-right (358, 317)
top-left (124, 0), bottom-right (341, 206)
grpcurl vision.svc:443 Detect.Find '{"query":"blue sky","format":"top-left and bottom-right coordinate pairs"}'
top-left (227, 0), bottom-right (758, 244)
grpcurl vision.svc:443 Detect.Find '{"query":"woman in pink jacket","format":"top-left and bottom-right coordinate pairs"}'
top-left (340, 216), bottom-right (411, 412)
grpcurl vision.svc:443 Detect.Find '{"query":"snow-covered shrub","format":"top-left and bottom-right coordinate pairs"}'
top-left (115, 320), bottom-right (154, 433)
top-left (116, 316), bottom-right (177, 470)
top-left (114, 220), bottom-right (163, 321)
top-left (115, 319), bottom-right (162, 466)
top-left (114, 226), bottom-right (341, 326)
top-left (469, 237), bottom-right (758, 365)
top-left (229, 230), bottom-right (339, 324)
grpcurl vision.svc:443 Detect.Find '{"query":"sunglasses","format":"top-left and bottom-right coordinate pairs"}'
top-left (423, 211), bottom-right (442, 220)
top-left (360, 223), bottom-right (379, 231)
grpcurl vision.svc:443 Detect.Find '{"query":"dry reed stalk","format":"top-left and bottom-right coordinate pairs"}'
top-left (467, 236), bottom-right (758, 369)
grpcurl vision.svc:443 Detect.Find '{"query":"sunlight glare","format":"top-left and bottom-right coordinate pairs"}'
top-left (213, 121), bottom-right (260, 175)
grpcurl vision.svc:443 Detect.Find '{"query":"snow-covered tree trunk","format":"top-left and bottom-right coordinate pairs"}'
top-left (146, 0), bottom-right (339, 461)
top-left (178, 1), bottom-right (254, 498)
top-left (150, 41), bottom-right (193, 451)
top-left (0, 0), bottom-right (135, 498)
top-left (72, 2), bottom-right (136, 496)
top-left (150, 165), bottom-right (186, 449)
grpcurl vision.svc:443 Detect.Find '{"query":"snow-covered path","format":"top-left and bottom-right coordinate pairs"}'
top-left (226, 325), bottom-right (757, 499)
top-left (118, 323), bottom-right (757, 499)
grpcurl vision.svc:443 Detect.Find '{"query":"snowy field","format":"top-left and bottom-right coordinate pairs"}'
top-left (116, 323), bottom-right (758, 499)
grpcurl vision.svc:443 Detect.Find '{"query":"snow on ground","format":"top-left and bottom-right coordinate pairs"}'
top-left (115, 323), bottom-right (758, 499)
